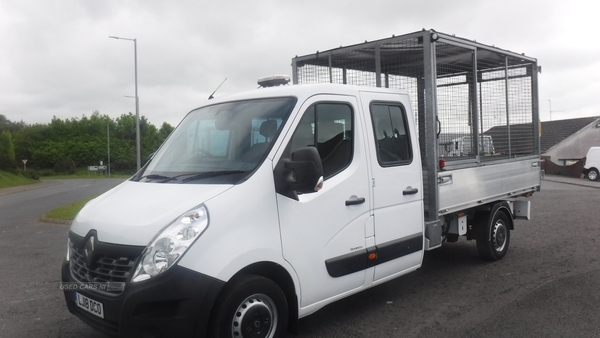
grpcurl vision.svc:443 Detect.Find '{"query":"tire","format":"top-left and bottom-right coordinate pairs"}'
top-left (209, 275), bottom-right (288, 338)
top-left (588, 168), bottom-right (599, 181)
top-left (476, 209), bottom-right (511, 261)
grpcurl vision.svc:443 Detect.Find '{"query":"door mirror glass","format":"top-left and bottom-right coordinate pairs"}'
top-left (275, 146), bottom-right (324, 200)
top-left (288, 147), bottom-right (324, 194)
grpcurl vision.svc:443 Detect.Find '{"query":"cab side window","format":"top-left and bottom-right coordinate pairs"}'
top-left (371, 103), bottom-right (412, 166)
top-left (290, 103), bottom-right (353, 179)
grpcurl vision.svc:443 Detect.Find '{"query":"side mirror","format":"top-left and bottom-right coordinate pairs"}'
top-left (275, 146), bottom-right (324, 200)
top-left (288, 147), bottom-right (324, 193)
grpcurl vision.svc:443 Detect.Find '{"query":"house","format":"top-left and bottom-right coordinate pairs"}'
top-left (482, 116), bottom-right (600, 177)
top-left (540, 116), bottom-right (600, 165)
top-left (484, 123), bottom-right (536, 156)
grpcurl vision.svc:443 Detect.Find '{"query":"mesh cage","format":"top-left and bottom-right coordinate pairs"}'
top-left (435, 42), bottom-right (477, 161)
top-left (293, 31), bottom-right (538, 222)
top-left (294, 37), bottom-right (427, 158)
top-left (293, 30), bottom-right (539, 165)
top-left (294, 38), bottom-right (424, 111)
top-left (478, 51), bottom-right (536, 160)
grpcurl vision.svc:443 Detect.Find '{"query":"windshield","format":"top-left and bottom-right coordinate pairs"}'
top-left (136, 97), bottom-right (296, 184)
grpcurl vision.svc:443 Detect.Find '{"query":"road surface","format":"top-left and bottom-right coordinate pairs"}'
top-left (0, 177), bottom-right (598, 337)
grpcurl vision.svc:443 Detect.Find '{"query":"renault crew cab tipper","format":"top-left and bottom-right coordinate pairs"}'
top-left (62, 30), bottom-right (542, 338)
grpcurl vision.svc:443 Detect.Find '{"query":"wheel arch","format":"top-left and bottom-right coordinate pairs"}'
top-left (473, 201), bottom-right (515, 238)
top-left (212, 261), bottom-right (299, 334)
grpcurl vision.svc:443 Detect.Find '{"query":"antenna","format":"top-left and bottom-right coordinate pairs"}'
top-left (208, 78), bottom-right (227, 100)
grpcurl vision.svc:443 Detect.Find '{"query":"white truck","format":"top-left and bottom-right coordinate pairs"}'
top-left (62, 30), bottom-right (541, 338)
top-left (440, 135), bottom-right (495, 158)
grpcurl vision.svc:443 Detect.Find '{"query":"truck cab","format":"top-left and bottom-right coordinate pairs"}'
top-left (62, 84), bottom-right (426, 338)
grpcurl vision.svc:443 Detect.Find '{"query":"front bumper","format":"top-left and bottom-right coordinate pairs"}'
top-left (62, 260), bottom-right (225, 338)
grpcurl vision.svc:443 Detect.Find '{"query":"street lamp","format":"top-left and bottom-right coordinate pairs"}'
top-left (109, 36), bottom-right (141, 171)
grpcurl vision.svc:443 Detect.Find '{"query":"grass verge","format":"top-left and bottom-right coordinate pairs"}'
top-left (45, 195), bottom-right (97, 221)
top-left (0, 170), bottom-right (38, 189)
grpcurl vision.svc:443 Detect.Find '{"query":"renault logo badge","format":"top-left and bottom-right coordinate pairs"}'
top-left (84, 236), bottom-right (96, 265)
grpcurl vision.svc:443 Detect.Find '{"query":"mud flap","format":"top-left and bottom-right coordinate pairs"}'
top-left (425, 220), bottom-right (442, 250)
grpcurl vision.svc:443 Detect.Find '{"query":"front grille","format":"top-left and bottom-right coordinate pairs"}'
top-left (70, 244), bottom-right (138, 296)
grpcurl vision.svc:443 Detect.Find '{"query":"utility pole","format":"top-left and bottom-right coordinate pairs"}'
top-left (109, 36), bottom-right (141, 170)
top-left (107, 123), bottom-right (111, 177)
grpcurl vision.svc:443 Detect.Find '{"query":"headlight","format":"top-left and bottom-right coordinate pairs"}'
top-left (131, 204), bottom-right (209, 282)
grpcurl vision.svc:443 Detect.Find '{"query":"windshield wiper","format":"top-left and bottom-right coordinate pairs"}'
top-left (134, 171), bottom-right (247, 183)
top-left (135, 173), bottom-right (195, 183)
top-left (181, 170), bottom-right (248, 182)
top-left (133, 174), bottom-right (171, 182)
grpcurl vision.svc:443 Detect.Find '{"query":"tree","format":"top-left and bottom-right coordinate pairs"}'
top-left (4, 110), bottom-right (173, 173)
top-left (0, 130), bottom-right (16, 170)
top-left (159, 122), bottom-right (174, 140)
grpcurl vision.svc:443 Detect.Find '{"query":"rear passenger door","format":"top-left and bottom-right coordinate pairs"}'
top-left (360, 91), bottom-right (424, 283)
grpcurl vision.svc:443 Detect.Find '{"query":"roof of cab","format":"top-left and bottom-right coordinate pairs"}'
top-left (198, 83), bottom-right (409, 107)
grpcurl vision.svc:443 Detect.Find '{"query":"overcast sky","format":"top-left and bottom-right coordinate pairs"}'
top-left (1, 0), bottom-right (598, 127)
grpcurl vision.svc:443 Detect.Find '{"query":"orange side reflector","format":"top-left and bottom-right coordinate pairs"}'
top-left (368, 253), bottom-right (377, 260)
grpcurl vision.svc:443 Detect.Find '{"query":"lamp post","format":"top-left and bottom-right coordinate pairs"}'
top-left (109, 36), bottom-right (141, 171)
top-left (107, 123), bottom-right (111, 177)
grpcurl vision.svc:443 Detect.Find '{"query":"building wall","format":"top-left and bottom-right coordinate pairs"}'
top-left (541, 156), bottom-right (585, 177)
top-left (543, 119), bottom-right (600, 165)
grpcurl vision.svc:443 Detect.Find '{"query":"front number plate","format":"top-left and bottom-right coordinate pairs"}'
top-left (75, 292), bottom-right (104, 319)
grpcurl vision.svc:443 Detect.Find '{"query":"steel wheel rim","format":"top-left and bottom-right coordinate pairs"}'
top-left (232, 293), bottom-right (277, 338)
top-left (492, 219), bottom-right (507, 252)
top-left (590, 171), bottom-right (598, 181)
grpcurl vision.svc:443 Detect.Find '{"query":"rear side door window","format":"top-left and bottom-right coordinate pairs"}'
top-left (370, 103), bottom-right (412, 166)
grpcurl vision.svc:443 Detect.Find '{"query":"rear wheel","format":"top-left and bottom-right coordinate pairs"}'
top-left (209, 275), bottom-right (288, 338)
top-left (588, 168), bottom-right (599, 181)
top-left (476, 209), bottom-right (511, 261)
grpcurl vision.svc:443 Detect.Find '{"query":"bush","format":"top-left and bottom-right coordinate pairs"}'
top-left (21, 169), bottom-right (40, 180)
top-left (54, 160), bottom-right (77, 174)
top-left (37, 169), bottom-right (56, 177)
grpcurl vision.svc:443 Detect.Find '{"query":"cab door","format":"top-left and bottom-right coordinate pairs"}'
top-left (360, 91), bottom-right (424, 283)
top-left (275, 95), bottom-right (372, 309)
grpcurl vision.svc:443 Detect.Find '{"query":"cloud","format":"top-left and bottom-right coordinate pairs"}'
top-left (0, 0), bottom-right (598, 127)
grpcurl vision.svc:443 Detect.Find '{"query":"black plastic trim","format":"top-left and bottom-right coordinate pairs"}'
top-left (325, 233), bottom-right (423, 278)
top-left (376, 233), bottom-right (423, 265)
top-left (63, 252), bottom-right (225, 337)
top-left (325, 249), bottom-right (368, 278)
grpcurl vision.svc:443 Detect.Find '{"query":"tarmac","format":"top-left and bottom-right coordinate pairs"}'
top-left (1, 176), bottom-right (598, 338)
top-left (0, 179), bottom-right (62, 196)
top-left (2, 175), bottom-right (597, 226)
top-left (2, 174), bottom-right (598, 197)
top-left (0, 174), bottom-right (598, 198)
top-left (541, 174), bottom-right (600, 189)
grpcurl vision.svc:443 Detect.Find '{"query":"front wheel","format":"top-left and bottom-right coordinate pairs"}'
top-left (588, 168), bottom-right (599, 181)
top-left (476, 209), bottom-right (511, 261)
top-left (209, 275), bottom-right (288, 338)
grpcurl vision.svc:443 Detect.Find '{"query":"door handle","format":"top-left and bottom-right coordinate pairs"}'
top-left (403, 187), bottom-right (419, 195)
top-left (345, 197), bottom-right (366, 206)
